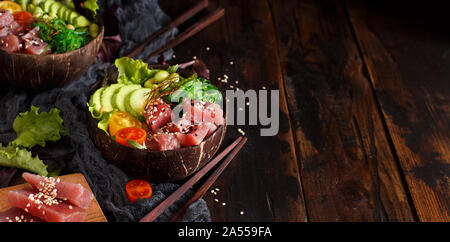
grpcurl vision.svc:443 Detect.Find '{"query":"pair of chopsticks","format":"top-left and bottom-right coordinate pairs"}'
top-left (140, 136), bottom-right (247, 222)
top-left (125, 0), bottom-right (225, 61)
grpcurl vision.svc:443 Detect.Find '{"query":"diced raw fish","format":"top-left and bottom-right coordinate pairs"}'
top-left (204, 122), bottom-right (218, 138)
top-left (0, 27), bottom-right (8, 37)
top-left (9, 21), bottom-right (22, 35)
top-left (21, 26), bottom-right (40, 40)
top-left (8, 188), bottom-right (87, 222)
top-left (146, 132), bottom-right (181, 151)
top-left (0, 9), bottom-right (13, 28)
top-left (182, 99), bottom-right (205, 124)
top-left (23, 37), bottom-right (48, 55)
top-left (22, 172), bottom-right (94, 209)
top-left (203, 102), bottom-right (224, 125)
top-left (175, 123), bottom-right (209, 147)
top-left (144, 98), bottom-right (173, 132)
top-left (0, 34), bottom-right (20, 53)
top-left (0, 207), bottom-right (43, 222)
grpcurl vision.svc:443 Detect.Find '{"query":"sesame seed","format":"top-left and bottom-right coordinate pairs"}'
top-left (240, 211), bottom-right (244, 215)
top-left (214, 199), bottom-right (219, 202)
top-left (215, 188), bottom-right (220, 191)
top-left (222, 202), bottom-right (226, 206)
top-left (193, 56), bottom-right (197, 60)
top-left (230, 61), bottom-right (234, 65)
top-left (206, 47), bottom-right (210, 51)
top-left (172, 54), bottom-right (176, 58)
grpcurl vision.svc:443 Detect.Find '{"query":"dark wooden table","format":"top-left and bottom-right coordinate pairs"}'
top-left (160, 0), bottom-right (450, 222)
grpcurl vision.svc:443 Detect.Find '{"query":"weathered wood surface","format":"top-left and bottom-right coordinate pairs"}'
top-left (346, 0), bottom-right (450, 221)
top-left (268, 0), bottom-right (415, 221)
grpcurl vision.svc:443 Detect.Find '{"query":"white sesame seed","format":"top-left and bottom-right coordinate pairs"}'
top-left (240, 211), bottom-right (244, 215)
top-left (206, 47), bottom-right (210, 51)
top-left (214, 198), bottom-right (219, 202)
top-left (222, 202), bottom-right (226, 206)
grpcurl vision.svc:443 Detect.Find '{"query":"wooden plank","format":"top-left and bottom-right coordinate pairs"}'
top-left (164, 0), bottom-right (308, 221)
top-left (346, 0), bottom-right (450, 221)
top-left (268, 0), bottom-right (415, 221)
top-left (0, 173), bottom-right (107, 222)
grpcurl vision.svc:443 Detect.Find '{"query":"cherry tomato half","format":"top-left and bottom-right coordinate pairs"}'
top-left (114, 127), bottom-right (147, 147)
top-left (126, 179), bottom-right (152, 203)
top-left (108, 111), bottom-right (147, 137)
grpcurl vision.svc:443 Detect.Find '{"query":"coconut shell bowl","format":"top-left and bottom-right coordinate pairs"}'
top-left (87, 65), bottom-right (227, 183)
top-left (0, 23), bottom-right (104, 92)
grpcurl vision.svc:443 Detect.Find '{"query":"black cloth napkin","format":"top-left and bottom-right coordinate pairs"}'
top-left (0, 0), bottom-right (211, 222)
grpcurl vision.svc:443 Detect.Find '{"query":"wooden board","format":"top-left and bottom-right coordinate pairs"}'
top-left (346, 0), bottom-right (450, 221)
top-left (268, 0), bottom-right (415, 221)
top-left (0, 173), bottom-right (107, 222)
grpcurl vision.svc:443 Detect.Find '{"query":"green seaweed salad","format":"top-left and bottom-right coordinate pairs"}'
top-left (12, 0), bottom-right (100, 54)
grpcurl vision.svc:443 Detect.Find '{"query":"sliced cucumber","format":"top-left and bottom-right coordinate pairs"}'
top-left (43, 0), bottom-right (54, 12)
top-left (68, 11), bottom-right (79, 24)
top-left (100, 84), bottom-right (124, 113)
top-left (89, 87), bottom-right (105, 115)
top-left (112, 84), bottom-right (141, 112)
top-left (73, 15), bottom-right (90, 28)
top-left (125, 88), bottom-right (151, 118)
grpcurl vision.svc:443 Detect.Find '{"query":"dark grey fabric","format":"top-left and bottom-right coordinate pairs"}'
top-left (0, 0), bottom-right (210, 222)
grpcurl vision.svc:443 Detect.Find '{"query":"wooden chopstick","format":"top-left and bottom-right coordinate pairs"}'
top-left (170, 137), bottom-right (248, 222)
top-left (139, 136), bottom-right (245, 222)
top-left (125, 0), bottom-right (210, 58)
top-left (143, 8), bottom-right (225, 62)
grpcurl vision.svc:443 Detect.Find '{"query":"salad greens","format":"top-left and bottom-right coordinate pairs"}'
top-left (11, 106), bottom-right (67, 149)
top-left (166, 75), bottom-right (223, 105)
top-left (32, 18), bottom-right (90, 54)
top-left (0, 106), bottom-right (67, 177)
top-left (115, 57), bottom-right (158, 85)
top-left (0, 144), bottom-right (48, 177)
top-left (84, 0), bottom-right (99, 17)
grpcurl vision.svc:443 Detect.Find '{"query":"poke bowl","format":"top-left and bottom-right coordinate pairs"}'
top-left (87, 58), bottom-right (227, 182)
top-left (0, 0), bottom-right (104, 91)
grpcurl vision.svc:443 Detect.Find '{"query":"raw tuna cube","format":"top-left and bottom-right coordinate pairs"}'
top-left (0, 207), bottom-right (43, 222)
top-left (0, 27), bottom-right (8, 37)
top-left (21, 26), bottom-right (40, 40)
top-left (0, 34), bottom-right (20, 53)
top-left (175, 123), bottom-right (209, 147)
top-left (203, 102), bottom-right (224, 125)
top-left (0, 9), bottom-right (13, 28)
top-left (144, 98), bottom-right (173, 132)
top-left (146, 132), bottom-right (181, 151)
top-left (204, 122), bottom-right (218, 138)
top-left (8, 189), bottom-right (87, 222)
top-left (22, 172), bottom-right (94, 209)
top-left (23, 37), bottom-right (49, 55)
top-left (182, 99), bottom-right (205, 124)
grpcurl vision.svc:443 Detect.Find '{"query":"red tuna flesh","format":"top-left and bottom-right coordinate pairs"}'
top-left (0, 207), bottom-right (43, 222)
top-left (22, 172), bottom-right (94, 209)
top-left (0, 9), bottom-right (13, 28)
top-left (8, 188), bottom-right (87, 222)
top-left (204, 122), bottom-right (218, 138)
top-left (23, 37), bottom-right (49, 55)
top-left (146, 132), bottom-right (181, 151)
top-left (144, 98), bottom-right (173, 132)
top-left (175, 123), bottom-right (209, 147)
top-left (0, 34), bottom-right (20, 53)
top-left (202, 102), bottom-right (224, 125)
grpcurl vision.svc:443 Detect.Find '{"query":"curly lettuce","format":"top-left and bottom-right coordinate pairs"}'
top-left (11, 106), bottom-right (67, 149)
top-left (0, 144), bottom-right (48, 177)
top-left (115, 57), bottom-right (158, 85)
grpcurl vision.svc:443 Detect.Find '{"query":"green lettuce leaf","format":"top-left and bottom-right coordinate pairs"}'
top-left (0, 144), bottom-right (48, 177)
top-left (11, 106), bottom-right (67, 149)
top-left (115, 57), bottom-right (158, 85)
top-left (84, 0), bottom-right (99, 16)
top-left (97, 110), bottom-right (115, 135)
